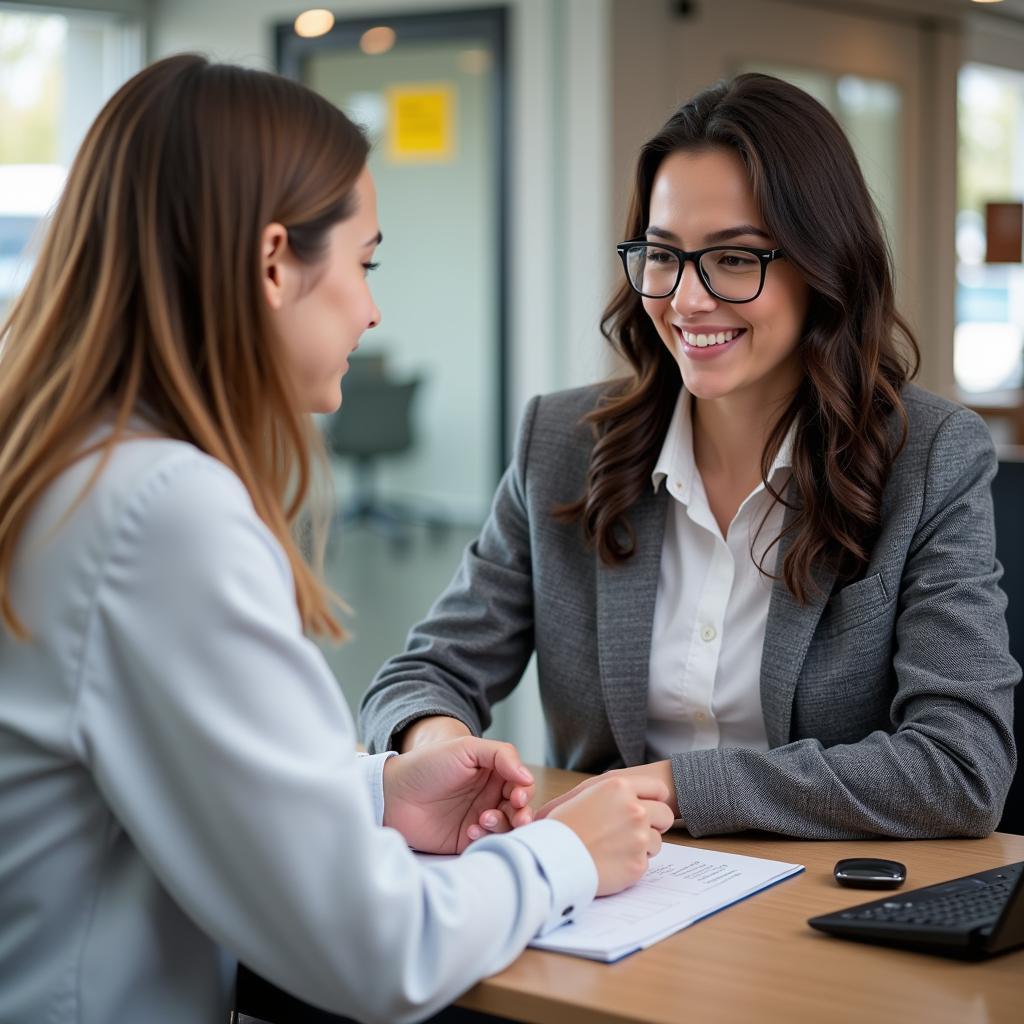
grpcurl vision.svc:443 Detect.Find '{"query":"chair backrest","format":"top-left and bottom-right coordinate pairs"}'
top-left (993, 452), bottom-right (1024, 835)
top-left (325, 376), bottom-right (421, 459)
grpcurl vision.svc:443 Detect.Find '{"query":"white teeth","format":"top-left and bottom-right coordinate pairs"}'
top-left (680, 328), bottom-right (741, 347)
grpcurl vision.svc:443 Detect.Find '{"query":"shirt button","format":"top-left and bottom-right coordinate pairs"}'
top-left (695, 711), bottom-right (708, 722)
top-left (700, 625), bottom-right (716, 642)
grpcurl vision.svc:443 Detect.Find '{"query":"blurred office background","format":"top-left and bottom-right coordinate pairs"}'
top-left (2, 0), bottom-right (1024, 761)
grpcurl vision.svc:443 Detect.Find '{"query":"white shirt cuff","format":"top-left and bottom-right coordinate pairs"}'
top-left (473, 818), bottom-right (598, 936)
top-left (356, 750), bottom-right (397, 827)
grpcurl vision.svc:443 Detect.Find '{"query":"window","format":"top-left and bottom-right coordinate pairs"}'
top-left (955, 63), bottom-right (1024, 393)
top-left (0, 7), bottom-right (142, 318)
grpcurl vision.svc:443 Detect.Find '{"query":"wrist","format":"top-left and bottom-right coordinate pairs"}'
top-left (648, 759), bottom-right (680, 818)
top-left (662, 759), bottom-right (681, 819)
top-left (380, 753), bottom-right (397, 828)
top-left (396, 715), bottom-right (472, 753)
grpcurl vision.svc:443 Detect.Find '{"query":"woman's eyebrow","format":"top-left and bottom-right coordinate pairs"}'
top-left (703, 224), bottom-right (772, 244)
top-left (644, 224), bottom-right (772, 245)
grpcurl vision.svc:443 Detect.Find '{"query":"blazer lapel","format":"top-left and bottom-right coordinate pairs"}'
top-left (596, 488), bottom-right (668, 766)
top-left (760, 494), bottom-right (836, 746)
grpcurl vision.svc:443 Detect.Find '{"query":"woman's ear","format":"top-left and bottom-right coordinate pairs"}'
top-left (261, 222), bottom-right (290, 311)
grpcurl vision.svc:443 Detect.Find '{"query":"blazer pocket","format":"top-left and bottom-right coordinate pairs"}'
top-left (820, 573), bottom-right (892, 638)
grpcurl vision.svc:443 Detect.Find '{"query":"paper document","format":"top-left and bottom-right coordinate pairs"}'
top-left (529, 843), bottom-right (803, 962)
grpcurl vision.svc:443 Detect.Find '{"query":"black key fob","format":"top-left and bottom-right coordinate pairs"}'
top-left (833, 857), bottom-right (907, 889)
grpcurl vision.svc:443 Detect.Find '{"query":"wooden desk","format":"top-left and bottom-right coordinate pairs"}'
top-left (456, 767), bottom-right (1024, 1024)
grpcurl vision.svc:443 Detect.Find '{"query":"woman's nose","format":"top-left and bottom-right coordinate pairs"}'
top-left (670, 261), bottom-right (717, 316)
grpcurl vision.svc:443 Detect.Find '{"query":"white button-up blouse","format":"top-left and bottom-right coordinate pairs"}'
top-left (647, 391), bottom-right (793, 760)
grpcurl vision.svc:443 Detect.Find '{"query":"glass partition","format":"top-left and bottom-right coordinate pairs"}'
top-left (955, 63), bottom-right (1024, 396)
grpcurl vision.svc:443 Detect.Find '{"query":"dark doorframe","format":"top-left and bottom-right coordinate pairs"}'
top-left (276, 6), bottom-right (510, 478)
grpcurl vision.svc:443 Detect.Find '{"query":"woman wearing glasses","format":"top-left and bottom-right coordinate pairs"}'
top-left (362, 73), bottom-right (1019, 840)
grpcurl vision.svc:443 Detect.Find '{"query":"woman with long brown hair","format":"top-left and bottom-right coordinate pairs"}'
top-left (363, 73), bottom-right (1019, 841)
top-left (0, 55), bottom-right (675, 1024)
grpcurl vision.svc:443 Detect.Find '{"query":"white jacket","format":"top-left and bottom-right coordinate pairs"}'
top-left (0, 434), bottom-right (595, 1024)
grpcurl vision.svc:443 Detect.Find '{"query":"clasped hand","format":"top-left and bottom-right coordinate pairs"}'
top-left (382, 735), bottom-right (677, 897)
top-left (381, 736), bottom-right (535, 854)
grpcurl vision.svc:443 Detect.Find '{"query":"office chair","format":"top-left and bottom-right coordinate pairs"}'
top-left (324, 354), bottom-right (447, 550)
top-left (993, 451), bottom-right (1024, 836)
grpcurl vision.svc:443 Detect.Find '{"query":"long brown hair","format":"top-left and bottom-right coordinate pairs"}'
top-left (0, 54), bottom-right (369, 638)
top-left (560, 73), bottom-right (920, 600)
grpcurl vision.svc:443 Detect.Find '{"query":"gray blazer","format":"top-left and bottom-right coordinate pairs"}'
top-left (361, 383), bottom-right (1019, 839)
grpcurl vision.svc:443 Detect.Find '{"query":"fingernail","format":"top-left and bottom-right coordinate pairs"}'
top-left (467, 826), bottom-right (483, 840)
top-left (482, 813), bottom-right (498, 828)
top-left (519, 767), bottom-right (534, 783)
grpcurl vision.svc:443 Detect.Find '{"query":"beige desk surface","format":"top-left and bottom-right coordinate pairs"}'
top-left (457, 767), bottom-right (1024, 1024)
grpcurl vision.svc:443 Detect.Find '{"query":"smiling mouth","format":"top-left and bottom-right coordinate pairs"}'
top-left (678, 327), bottom-right (745, 348)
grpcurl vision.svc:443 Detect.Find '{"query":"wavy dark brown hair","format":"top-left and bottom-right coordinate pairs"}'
top-left (559, 73), bottom-right (920, 601)
top-left (0, 54), bottom-right (369, 638)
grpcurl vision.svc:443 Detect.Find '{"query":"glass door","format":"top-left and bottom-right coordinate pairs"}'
top-left (277, 10), bottom-right (508, 716)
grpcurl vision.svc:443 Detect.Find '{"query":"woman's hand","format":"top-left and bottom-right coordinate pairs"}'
top-left (548, 775), bottom-right (676, 896)
top-left (396, 714), bottom-right (472, 752)
top-left (382, 736), bottom-right (535, 854)
top-left (536, 761), bottom-right (680, 822)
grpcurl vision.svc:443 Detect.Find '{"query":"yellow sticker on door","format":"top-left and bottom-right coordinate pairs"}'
top-left (387, 85), bottom-right (455, 162)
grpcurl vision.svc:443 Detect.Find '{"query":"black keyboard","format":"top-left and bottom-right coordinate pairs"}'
top-left (808, 861), bottom-right (1024, 959)
top-left (841, 864), bottom-right (1019, 929)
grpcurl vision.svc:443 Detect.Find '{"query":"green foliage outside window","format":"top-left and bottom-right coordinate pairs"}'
top-left (0, 12), bottom-right (65, 165)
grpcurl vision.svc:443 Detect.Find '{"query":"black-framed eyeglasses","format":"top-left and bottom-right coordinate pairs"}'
top-left (615, 240), bottom-right (785, 303)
